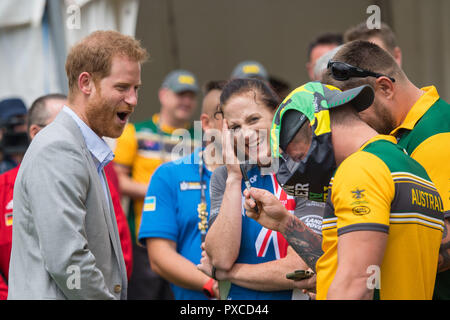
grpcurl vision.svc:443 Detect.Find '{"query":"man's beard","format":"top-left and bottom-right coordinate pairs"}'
top-left (86, 92), bottom-right (124, 138)
top-left (366, 101), bottom-right (397, 135)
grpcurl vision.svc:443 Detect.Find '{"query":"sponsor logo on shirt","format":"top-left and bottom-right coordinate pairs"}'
top-left (143, 196), bottom-right (156, 212)
top-left (4, 213), bottom-right (13, 227)
top-left (351, 187), bottom-right (366, 200)
top-left (4, 199), bottom-right (13, 226)
top-left (352, 206), bottom-right (371, 215)
top-left (300, 215), bottom-right (323, 234)
top-left (350, 187), bottom-right (370, 207)
top-left (179, 181), bottom-right (206, 191)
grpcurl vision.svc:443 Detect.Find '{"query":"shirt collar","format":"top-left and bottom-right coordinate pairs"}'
top-left (359, 134), bottom-right (398, 151)
top-left (390, 86), bottom-right (440, 136)
top-left (152, 113), bottom-right (191, 134)
top-left (63, 106), bottom-right (114, 170)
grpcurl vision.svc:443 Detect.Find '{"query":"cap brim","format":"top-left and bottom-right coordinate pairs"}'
top-left (171, 85), bottom-right (199, 93)
top-left (326, 85), bottom-right (374, 112)
top-left (0, 111), bottom-right (27, 122)
top-left (279, 110), bottom-right (307, 151)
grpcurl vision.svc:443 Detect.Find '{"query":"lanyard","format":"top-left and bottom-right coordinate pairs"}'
top-left (197, 150), bottom-right (208, 242)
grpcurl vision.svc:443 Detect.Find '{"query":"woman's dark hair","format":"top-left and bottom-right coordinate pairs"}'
top-left (203, 80), bottom-right (227, 95)
top-left (214, 78), bottom-right (280, 119)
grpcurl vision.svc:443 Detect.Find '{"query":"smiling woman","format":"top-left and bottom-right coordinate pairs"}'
top-left (214, 79), bottom-right (278, 167)
top-left (202, 78), bottom-right (324, 300)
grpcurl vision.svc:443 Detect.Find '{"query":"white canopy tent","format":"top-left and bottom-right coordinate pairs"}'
top-left (0, 0), bottom-right (139, 108)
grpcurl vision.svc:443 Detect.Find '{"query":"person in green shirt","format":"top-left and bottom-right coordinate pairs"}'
top-left (322, 39), bottom-right (450, 299)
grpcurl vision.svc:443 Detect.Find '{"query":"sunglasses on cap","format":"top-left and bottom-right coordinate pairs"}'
top-left (327, 60), bottom-right (396, 83)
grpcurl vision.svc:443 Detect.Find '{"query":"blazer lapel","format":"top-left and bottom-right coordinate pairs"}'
top-left (82, 148), bottom-right (124, 272)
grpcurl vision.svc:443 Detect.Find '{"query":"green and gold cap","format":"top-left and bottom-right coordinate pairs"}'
top-left (271, 81), bottom-right (374, 157)
top-left (161, 69), bottom-right (199, 93)
top-left (230, 60), bottom-right (269, 81)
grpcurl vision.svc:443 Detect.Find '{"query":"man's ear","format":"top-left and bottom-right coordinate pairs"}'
top-left (374, 76), bottom-right (395, 100)
top-left (78, 72), bottom-right (94, 95)
top-left (393, 46), bottom-right (402, 67)
top-left (200, 113), bottom-right (210, 131)
top-left (28, 124), bottom-right (41, 140)
top-left (158, 87), bottom-right (169, 104)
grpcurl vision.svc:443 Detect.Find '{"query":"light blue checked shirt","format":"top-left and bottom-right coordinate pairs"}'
top-left (63, 106), bottom-right (114, 209)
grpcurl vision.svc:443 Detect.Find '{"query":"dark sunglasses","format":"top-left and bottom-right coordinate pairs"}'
top-left (327, 60), bottom-right (396, 82)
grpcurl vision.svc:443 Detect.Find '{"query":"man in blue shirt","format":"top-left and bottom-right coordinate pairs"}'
top-left (138, 81), bottom-right (225, 299)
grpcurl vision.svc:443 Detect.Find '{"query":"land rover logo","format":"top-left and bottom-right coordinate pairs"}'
top-left (352, 206), bottom-right (371, 215)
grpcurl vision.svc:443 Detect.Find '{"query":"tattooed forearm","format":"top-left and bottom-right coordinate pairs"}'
top-left (438, 219), bottom-right (450, 272)
top-left (283, 215), bottom-right (323, 272)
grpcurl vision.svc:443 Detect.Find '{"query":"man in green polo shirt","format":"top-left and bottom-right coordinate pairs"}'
top-left (322, 40), bottom-right (450, 299)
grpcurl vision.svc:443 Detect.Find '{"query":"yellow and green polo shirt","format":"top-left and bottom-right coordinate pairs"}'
top-left (114, 114), bottom-right (199, 238)
top-left (316, 135), bottom-right (444, 300)
top-left (391, 86), bottom-right (450, 299)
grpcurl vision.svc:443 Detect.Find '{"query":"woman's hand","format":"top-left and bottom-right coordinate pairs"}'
top-left (197, 243), bottom-right (221, 299)
top-left (198, 243), bottom-right (215, 277)
top-left (222, 120), bottom-right (242, 180)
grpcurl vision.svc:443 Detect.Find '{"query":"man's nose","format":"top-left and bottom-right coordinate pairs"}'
top-left (125, 88), bottom-right (138, 107)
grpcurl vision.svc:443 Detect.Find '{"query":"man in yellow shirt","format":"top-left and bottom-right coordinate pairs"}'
top-left (114, 69), bottom-right (200, 299)
top-left (244, 81), bottom-right (444, 299)
top-left (322, 40), bottom-right (450, 299)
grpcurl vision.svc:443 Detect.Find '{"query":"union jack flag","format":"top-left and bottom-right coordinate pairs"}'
top-left (254, 174), bottom-right (296, 259)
